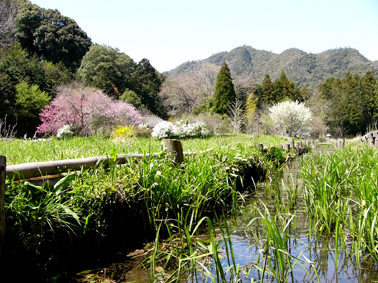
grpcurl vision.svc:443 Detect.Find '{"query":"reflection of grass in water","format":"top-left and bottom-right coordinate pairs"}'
top-left (247, 201), bottom-right (319, 282)
top-left (173, 143), bottom-right (378, 282)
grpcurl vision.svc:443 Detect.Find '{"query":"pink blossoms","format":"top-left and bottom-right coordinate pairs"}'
top-left (37, 84), bottom-right (142, 136)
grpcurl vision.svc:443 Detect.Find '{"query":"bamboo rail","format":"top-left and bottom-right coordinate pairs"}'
top-left (0, 137), bottom-right (312, 263)
top-left (5, 148), bottom-right (214, 181)
top-left (6, 153), bottom-right (159, 181)
top-left (359, 130), bottom-right (378, 146)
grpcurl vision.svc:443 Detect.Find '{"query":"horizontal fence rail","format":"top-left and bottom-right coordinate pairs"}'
top-left (359, 130), bottom-right (378, 146)
top-left (0, 137), bottom-right (315, 264)
top-left (6, 146), bottom-right (214, 181)
top-left (6, 153), bottom-right (159, 181)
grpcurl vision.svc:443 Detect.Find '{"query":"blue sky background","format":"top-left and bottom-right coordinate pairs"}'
top-left (30, 0), bottom-right (378, 72)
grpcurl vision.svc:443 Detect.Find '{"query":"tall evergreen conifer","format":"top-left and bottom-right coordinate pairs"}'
top-left (213, 61), bottom-right (236, 114)
top-left (262, 74), bottom-right (274, 104)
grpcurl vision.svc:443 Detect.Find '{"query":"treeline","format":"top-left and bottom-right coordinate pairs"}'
top-left (161, 60), bottom-right (378, 138)
top-left (318, 70), bottom-right (378, 136)
top-left (0, 0), bottom-right (166, 137)
top-left (1, 1), bottom-right (377, 138)
top-left (253, 70), bottom-right (378, 137)
top-left (253, 71), bottom-right (306, 106)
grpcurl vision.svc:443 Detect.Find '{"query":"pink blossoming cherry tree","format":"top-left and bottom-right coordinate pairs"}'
top-left (37, 83), bottom-right (142, 136)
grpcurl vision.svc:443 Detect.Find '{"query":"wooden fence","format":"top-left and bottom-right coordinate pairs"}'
top-left (359, 130), bottom-right (378, 146)
top-left (0, 138), bottom-right (314, 263)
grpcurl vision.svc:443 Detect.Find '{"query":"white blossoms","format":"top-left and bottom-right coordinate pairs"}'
top-left (151, 121), bottom-right (210, 139)
top-left (57, 125), bottom-right (73, 139)
top-left (269, 100), bottom-right (312, 137)
top-left (151, 121), bottom-right (176, 139)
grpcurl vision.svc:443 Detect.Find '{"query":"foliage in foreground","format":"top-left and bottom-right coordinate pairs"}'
top-left (301, 144), bottom-right (378, 262)
top-left (4, 134), bottom-right (289, 280)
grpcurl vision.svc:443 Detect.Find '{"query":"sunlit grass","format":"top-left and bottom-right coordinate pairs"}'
top-left (4, 133), bottom-right (295, 281)
top-left (301, 144), bottom-right (378, 262)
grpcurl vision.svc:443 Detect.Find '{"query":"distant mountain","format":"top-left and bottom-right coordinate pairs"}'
top-left (167, 46), bottom-right (378, 92)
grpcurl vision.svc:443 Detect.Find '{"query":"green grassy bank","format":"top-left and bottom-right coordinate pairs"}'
top-left (2, 134), bottom-right (293, 281)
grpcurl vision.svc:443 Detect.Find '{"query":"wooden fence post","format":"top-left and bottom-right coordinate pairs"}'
top-left (283, 144), bottom-right (290, 152)
top-left (290, 139), bottom-right (294, 151)
top-left (164, 139), bottom-right (184, 164)
top-left (0, 156), bottom-right (6, 266)
top-left (368, 133), bottom-right (375, 147)
top-left (295, 142), bottom-right (301, 152)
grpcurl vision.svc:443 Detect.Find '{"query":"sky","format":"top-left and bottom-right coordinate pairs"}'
top-left (29, 0), bottom-right (378, 73)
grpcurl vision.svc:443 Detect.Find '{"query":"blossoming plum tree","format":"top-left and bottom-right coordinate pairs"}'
top-left (37, 83), bottom-right (142, 136)
top-left (269, 100), bottom-right (312, 137)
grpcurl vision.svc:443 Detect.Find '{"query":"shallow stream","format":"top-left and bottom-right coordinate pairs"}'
top-left (75, 148), bottom-right (378, 282)
top-left (194, 151), bottom-right (378, 282)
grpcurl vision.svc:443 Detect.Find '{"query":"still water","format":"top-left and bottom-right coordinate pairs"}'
top-left (193, 157), bottom-right (378, 282)
top-left (75, 149), bottom-right (378, 282)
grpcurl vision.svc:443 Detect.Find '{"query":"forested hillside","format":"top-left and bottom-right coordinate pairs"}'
top-left (168, 45), bottom-right (378, 92)
top-left (0, 0), bottom-right (166, 137)
top-left (1, 0), bottom-right (377, 139)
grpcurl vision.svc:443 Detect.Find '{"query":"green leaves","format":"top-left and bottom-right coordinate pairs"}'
top-left (15, 1), bottom-right (91, 71)
top-left (78, 45), bottom-right (135, 97)
top-left (319, 70), bottom-right (378, 136)
top-left (213, 61), bottom-right (236, 115)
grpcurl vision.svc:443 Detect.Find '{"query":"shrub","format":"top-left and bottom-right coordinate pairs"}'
top-left (56, 125), bottom-right (73, 139)
top-left (151, 121), bottom-right (176, 139)
top-left (111, 125), bottom-right (133, 139)
top-left (183, 113), bottom-right (232, 135)
top-left (174, 121), bottom-right (210, 137)
top-left (151, 121), bottom-right (210, 139)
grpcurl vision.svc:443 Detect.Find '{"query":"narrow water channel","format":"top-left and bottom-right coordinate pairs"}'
top-left (197, 153), bottom-right (378, 282)
top-left (75, 148), bottom-right (378, 282)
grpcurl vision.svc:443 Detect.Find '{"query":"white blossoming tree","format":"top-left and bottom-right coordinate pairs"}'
top-left (269, 101), bottom-right (312, 137)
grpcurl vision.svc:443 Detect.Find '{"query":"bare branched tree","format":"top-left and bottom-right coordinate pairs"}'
top-left (0, 115), bottom-right (17, 138)
top-left (159, 63), bottom-right (219, 116)
top-left (0, 0), bottom-right (17, 49)
top-left (226, 99), bottom-right (245, 134)
top-left (233, 76), bottom-right (255, 102)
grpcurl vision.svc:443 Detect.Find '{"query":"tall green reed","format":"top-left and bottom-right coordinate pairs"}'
top-left (247, 201), bottom-right (319, 283)
top-left (5, 173), bottom-right (81, 260)
top-left (301, 144), bottom-right (378, 264)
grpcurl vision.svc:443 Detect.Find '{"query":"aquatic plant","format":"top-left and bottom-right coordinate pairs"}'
top-left (301, 144), bottom-right (378, 263)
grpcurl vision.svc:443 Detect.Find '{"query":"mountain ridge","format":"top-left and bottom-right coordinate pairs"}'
top-left (167, 45), bottom-right (378, 92)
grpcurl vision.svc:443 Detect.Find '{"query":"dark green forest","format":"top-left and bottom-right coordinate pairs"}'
top-left (1, 0), bottom-right (378, 138)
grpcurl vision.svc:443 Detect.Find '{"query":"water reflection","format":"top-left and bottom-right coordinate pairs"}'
top-left (196, 158), bottom-right (378, 282)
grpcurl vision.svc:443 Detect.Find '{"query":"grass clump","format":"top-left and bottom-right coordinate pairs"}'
top-left (301, 144), bottom-right (378, 263)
